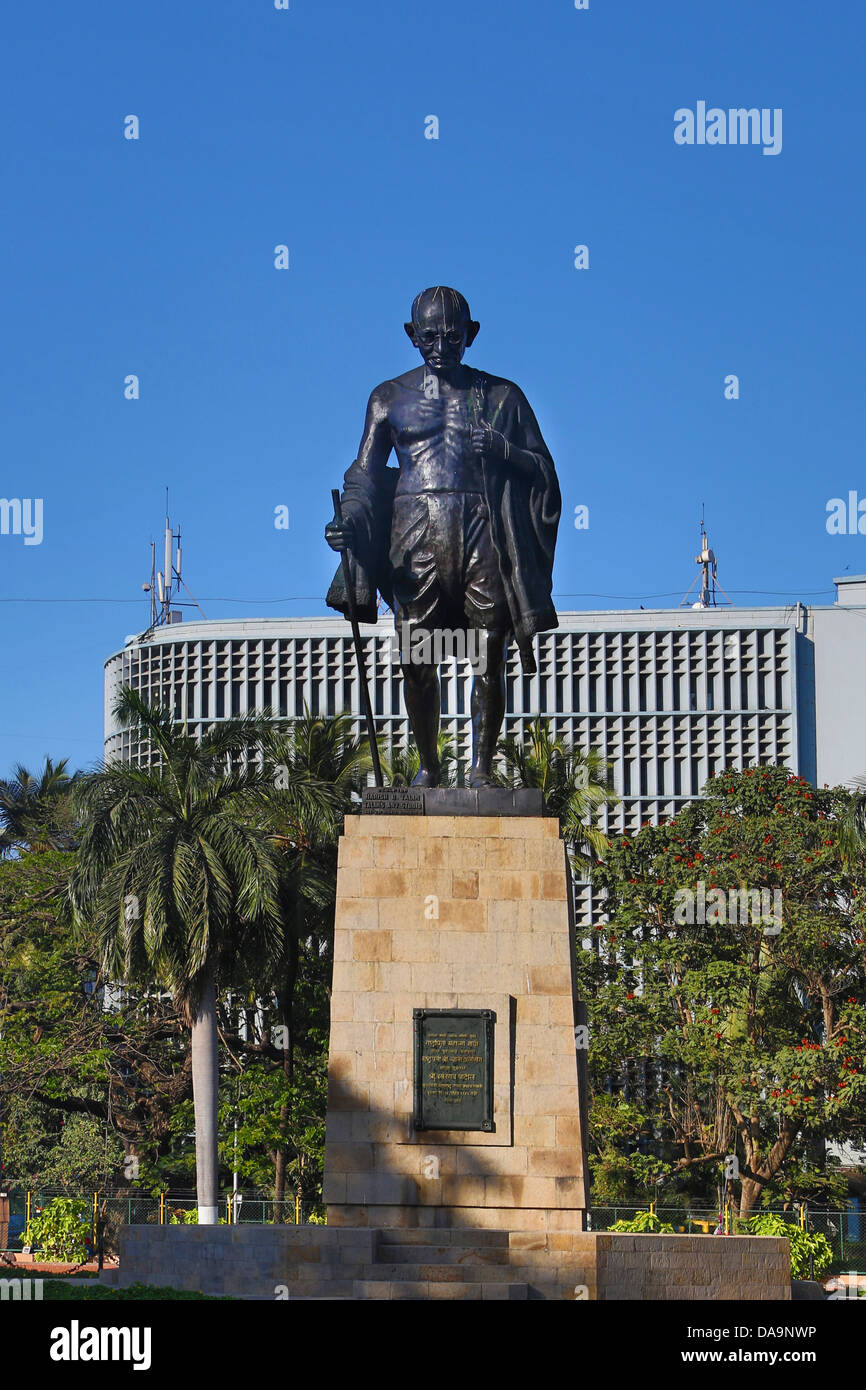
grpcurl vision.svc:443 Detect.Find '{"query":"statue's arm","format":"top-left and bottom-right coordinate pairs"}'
top-left (326, 386), bottom-right (394, 554)
top-left (472, 386), bottom-right (555, 484)
top-left (354, 386), bottom-right (394, 482)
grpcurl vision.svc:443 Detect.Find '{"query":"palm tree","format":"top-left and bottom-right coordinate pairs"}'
top-left (383, 731), bottom-right (461, 787)
top-left (259, 713), bottom-right (371, 1212)
top-left (495, 717), bottom-right (616, 867)
top-left (0, 757), bottom-right (80, 856)
top-left (837, 777), bottom-right (866, 863)
top-left (69, 689), bottom-right (290, 1223)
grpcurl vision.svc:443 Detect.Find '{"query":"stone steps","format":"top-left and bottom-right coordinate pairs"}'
top-left (372, 1243), bottom-right (510, 1267)
top-left (375, 1227), bottom-right (512, 1244)
top-left (364, 1232), bottom-right (581, 1298)
top-left (353, 1279), bottom-right (528, 1301)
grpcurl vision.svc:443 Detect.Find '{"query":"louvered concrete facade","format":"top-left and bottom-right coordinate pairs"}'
top-left (105, 607), bottom-right (816, 833)
top-left (107, 579), bottom-right (866, 924)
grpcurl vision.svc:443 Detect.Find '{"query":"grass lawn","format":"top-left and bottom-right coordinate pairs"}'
top-left (42, 1279), bottom-right (232, 1301)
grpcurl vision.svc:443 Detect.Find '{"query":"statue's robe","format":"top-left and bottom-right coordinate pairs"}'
top-left (326, 370), bottom-right (560, 674)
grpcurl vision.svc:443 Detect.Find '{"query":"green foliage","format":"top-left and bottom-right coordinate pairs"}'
top-left (588, 1094), bottom-right (675, 1204)
top-left (383, 731), bottom-right (461, 787)
top-left (4, 1108), bottom-right (125, 1192)
top-left (69, 689), bottom-right (290, 1019)
top-left (43, 1279), bottom-right (230, 1301)
top-left (0, 714), bottom-right (346, 1208)
top-left (22, 1197), bottom-right (90, 1261)
top-left (609, 1209), bottom-right (675, 1234)
top-left (0, 848), bottom-right (189, 1189)
top-left (217, 1043), bottom-right (327, 1195)
top-left (758, 1162), bottom-right (851, 1210)
top-left (166, 1208), bottom-right (228, 1225)
top-left (167, 1207), bottom-right (199, 1225)
top-left (583, 765), bottom-right (866, 1215)
top-left (0, 757), bottom-right (80, 856)
top-left (496, 717), bottom-right (616, 865)
top-left (745, 1213), bottom-right (834, 1279)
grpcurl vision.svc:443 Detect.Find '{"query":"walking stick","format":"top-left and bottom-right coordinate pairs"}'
top-left (331, 489), bottom-right (383, 787)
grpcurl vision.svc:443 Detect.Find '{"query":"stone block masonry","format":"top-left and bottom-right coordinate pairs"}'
top-left (111, 810), bottom-right (791, 1300)
top-left (324, 813), bottom-right (590, 1231)
top-left (114, 1226), bottom-right (791, 1301)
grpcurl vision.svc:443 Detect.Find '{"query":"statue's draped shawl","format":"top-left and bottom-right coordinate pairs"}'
top-left (326, 370), bottom-right (560, 674)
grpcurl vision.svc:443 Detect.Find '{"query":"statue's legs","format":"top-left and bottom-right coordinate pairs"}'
top-left (390, 491), bottom-right (511, 789)
top-left (469, 628), bottom-right (508, 788)
top-left (400, 651), bottom-right (441, 787)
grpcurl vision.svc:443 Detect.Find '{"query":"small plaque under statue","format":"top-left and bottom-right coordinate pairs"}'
top-left (362, 787), bottom-right (424, 815)
top-left (413, 1008), bottom-right (495, 1132)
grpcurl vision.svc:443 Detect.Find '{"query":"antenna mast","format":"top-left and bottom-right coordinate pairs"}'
top-left (679, 506), bottom-right (733, 609)
top-left (141, 492), bottom-right (207, 631)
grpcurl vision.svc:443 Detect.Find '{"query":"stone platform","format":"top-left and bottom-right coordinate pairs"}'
top-left (114, 1224), bottom-right (791, 1300)
top-left (112, 809), bottom-right (792, 1300)
top-left (323, 812), bottom-right (589, 1230)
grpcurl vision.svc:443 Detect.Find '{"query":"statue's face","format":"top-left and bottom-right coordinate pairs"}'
top-left (410, 301), bottom-right (471, 372)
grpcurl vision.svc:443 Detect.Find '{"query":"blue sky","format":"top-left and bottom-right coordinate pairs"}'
top-left (1, 0), bottom-right (864, 774)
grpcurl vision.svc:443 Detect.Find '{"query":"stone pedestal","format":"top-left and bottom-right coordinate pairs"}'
top-left (322, 811), bottom-right (590, 1231)
top-left (112, 804), bottom-right (792, 1300)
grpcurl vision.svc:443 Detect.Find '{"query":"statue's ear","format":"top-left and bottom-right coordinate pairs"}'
top-left (465, 319), bottom-right (480, 347)
top-left (404, 321), bottom-right (418, 346)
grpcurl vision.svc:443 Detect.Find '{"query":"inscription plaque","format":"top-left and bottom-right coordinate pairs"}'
top-left (413, 1009), bottom-right (495, 1132)
top-left (362, 787), bottom-right (424, 816)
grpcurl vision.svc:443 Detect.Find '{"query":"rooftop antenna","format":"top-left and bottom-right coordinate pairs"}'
top-left (141, 491), bottom-right (207, 631)
top-left (679, 506), bottom-right (733, 609)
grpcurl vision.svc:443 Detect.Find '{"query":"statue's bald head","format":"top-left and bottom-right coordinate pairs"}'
top-left (411, 286), bottom-right (471, 326)
top-left (405, 286), bottom-right (480, 368)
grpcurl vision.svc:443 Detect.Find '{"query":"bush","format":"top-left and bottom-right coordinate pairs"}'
top-left (745, 1213), bottom-right (834, 1280)
top-left (168, 1208), bottom-right (198, 1225)
top-left (167, 1208), bottom-right (228, 1225)
top-left (609, 1210), bottom-right (675, 1234)
top-left (21, 1198), bottom-right (90, 1262)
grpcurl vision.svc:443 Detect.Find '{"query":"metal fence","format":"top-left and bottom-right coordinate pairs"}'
top-left (0, 1191), bottom-right (321, 1257)
top-left (4, 1193), bottom-right (863, 1274)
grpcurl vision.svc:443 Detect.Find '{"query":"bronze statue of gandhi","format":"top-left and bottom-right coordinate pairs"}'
top-left (326, 286), bottom-right (560, 788)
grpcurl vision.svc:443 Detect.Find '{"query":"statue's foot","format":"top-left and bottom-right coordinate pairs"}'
top-left (469, 766), bottom-right (496, 789)
top-left (411, 765), bottom-right (441, 789)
